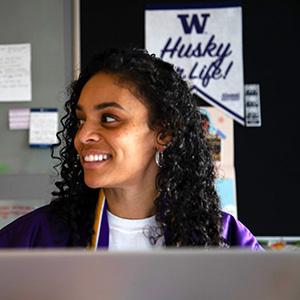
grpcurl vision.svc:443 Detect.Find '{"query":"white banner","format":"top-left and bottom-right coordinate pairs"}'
top-left (145, 3), bottom-right (245, 124)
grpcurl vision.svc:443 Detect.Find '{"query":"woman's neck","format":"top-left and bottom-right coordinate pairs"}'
top-left (104, 184), bottom-right (157, 219)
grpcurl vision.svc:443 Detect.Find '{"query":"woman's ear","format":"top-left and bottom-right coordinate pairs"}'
top-left (155, 131), bottom-right (172, 152)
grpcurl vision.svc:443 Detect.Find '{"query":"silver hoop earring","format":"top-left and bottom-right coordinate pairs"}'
top-left (155, 151), bottom-right (163, 167)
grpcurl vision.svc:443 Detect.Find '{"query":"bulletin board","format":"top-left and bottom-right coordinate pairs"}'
top-left (79, 0), bottom-right (300, 238)
top-left (0, 0), bottom-right (72, 203)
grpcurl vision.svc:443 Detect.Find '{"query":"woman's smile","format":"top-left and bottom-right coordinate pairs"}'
top-left (80, 151), bottom-right (113, 169)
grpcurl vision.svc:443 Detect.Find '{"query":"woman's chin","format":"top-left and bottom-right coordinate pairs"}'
top-left (83, 177), bottom-right (103, 189)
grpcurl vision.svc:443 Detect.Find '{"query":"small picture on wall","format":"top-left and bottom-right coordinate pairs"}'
top-left (198, 106), bottom-right (234, 166)
top-left (200, 112), bottom-right (222, 161)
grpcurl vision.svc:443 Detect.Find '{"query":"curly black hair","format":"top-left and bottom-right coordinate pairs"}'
top-left (51, 48), bottom-right (223, 247)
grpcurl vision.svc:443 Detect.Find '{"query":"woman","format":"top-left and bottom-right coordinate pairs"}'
top-left (0, 48), bottom-right (262, 250)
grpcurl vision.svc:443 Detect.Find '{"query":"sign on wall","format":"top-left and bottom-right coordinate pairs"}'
top-left (145, 3), bottom-right (245, 124)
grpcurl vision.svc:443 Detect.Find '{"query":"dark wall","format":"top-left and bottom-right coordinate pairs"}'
top-left (235, 2), bottom-right (299, 236)
top-left (80, 0), bottom-right (300, 237)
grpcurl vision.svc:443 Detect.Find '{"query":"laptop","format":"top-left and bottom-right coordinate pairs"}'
top-left (0, 249), bottom-right (299, 300)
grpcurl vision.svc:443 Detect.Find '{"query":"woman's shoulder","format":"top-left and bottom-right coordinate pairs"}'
top-left (221, 211), bottom-right (263, 250)
top-left (0, 204), bottom-right (70, 248)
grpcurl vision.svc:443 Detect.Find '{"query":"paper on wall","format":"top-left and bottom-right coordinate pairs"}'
top-left (0, 43), bottom-right (31, 102)
top-left (245, 84), bottom-right (262, 127)
top-left (29, 108), bottom-right (58, 147)
top-left (8, 108), bottom-right (30, 130)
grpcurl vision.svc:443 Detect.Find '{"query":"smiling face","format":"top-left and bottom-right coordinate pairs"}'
top-left (74, 72), bottom-right (159, 189)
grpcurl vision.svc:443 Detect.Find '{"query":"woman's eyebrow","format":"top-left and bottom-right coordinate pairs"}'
top-left (76, 102), bottom-right (125, 111)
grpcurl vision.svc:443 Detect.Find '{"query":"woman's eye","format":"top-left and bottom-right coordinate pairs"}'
top-left (102, 114), bottom-right (117, 123)
top-left (77, 119), bottom-right (85, 127)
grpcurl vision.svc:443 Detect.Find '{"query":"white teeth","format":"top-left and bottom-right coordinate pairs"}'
top-left (83, 154), bottom-right (110, 162)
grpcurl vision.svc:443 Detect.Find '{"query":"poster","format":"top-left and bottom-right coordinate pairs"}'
top-left (200, 106), bottom-right (237, 217)
top-left (145, 3), bottom-right (245, 124)
top-left (215, 166), bottom-right (237, 218)
top-left (0, 43), bottom-right (31, 102)
top-left (199, 106), bottom-right (234, 166)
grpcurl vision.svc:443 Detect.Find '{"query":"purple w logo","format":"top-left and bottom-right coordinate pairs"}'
top-left (177, 13), bottom-right (210, 34)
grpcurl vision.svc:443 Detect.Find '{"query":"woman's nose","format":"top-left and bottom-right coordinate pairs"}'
top-left (77, 122), bottom-right (101, 144)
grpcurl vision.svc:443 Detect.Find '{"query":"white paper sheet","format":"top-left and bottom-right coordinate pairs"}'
top-left (0, 43), bottom-right (31, 102)
top-left (29, 108), bottom-right (58, 147)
